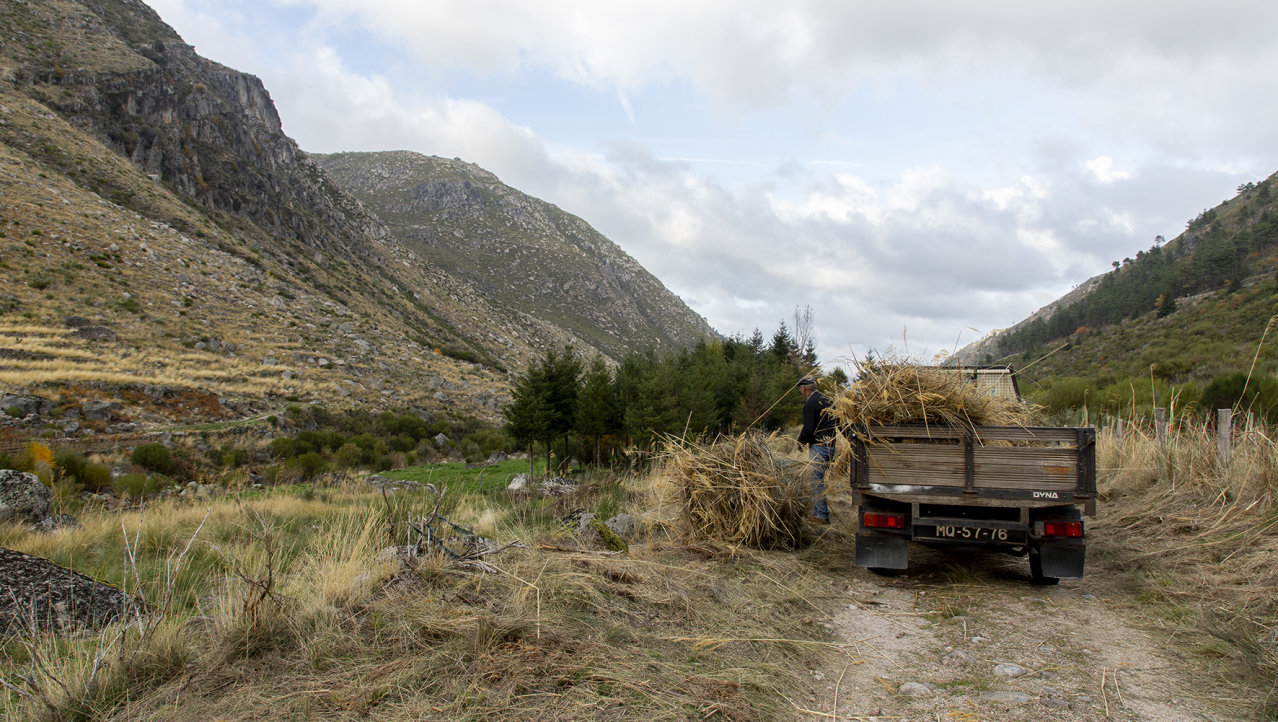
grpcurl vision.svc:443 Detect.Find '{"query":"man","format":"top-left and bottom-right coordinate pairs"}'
top-left (796, 376), bottom-right (838, 524)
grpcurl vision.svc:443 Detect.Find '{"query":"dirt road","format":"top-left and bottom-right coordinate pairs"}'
top-left (798, 544), bottom-right (1226, 722)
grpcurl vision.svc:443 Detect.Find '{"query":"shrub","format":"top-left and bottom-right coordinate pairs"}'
top-left (334, 443), bottom-right (364, 469)
top-left (78, 462), bottom-right (112, 491)
top-left (0, 451), bottom-right (11, 470)
top-left (286, 451), bottom-right (327, 480)
top-left (112, 472), bottom-right (166, 499)
top-left (54, 448), bottom-right (87, 482)
top-left (132, 443), bottom-right (176, 474)
top-left (4, 406), bottom-right (22, 418)
top-left (267, 437), bottom-right (296, 459)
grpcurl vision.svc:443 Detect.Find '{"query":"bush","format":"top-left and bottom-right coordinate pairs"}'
top-left (54, 448), bottom-right (87, 482)
top-left (78, 462), bottom-right (112, 491)
top-left (0, 451), bottom-right (11, 470)
top-left (131, 443), bottom-right (176, 474)
top-left (113, 472), bottom-right (167, 499)
top-left (334, 443), bottom-right (364, 469)
top-left (267, 437), bottom-right (296, 459)
top-left (286, 451), bottom-right (327, 480)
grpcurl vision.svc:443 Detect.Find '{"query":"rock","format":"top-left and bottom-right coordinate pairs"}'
top-left (63, 316), bottom-right (92, 328)
top-left (73, 326), bottom-right (118, 341)
top-left (1, 393), bottom-right (54, 417)
top-left (1041, 698), bottom-right (1069, 709)
top-left (898, 682), bottom-right (933, 697)
top-left (993, 663), bottom-right (1027, 678)
top-left (0, 548), bottom-right (141, 633)
top-left (981, 691), bottom-right (1033, 706)
top-left (1080, 593), bottom-right (1096, 600)
top-left (433, 432), bottom-right (450, 448)
top-left (486, 451), bottom-right (509, 463)
top-left (0, 469), bottom-right (53, 524)
top-left (81, 400), bottom-right (120, 421)
top-left (367, 475), bottom-right (438, 495)
top-left (507, 473), bottom-right (529, 491)
top-left (943, 649), bottom-right (975, 666)
top-left (606, 513), bottom-right (636, 538)
top-left (64, 421), bottom-right (80, 433)
top-left (31, 513), bottom-right (81, 533)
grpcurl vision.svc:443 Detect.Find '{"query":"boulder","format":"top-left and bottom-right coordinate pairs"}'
top-left (81, 400), bottom-right (120, 421)
top-left (433, 433), bottom-right (450, 448)
top-left (0, 470), bottom-right (52, 524)
top-left (1, 393), bottom-right (53, 417)
top-left (0, 547), bottom-right (140, 633)
top-left (606, 514), bottom-right (636, 539)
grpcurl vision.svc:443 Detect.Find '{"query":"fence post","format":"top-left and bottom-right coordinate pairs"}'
top-left (1217, 409), bottom-right (1232, 469)
top-left (1116, 416), bottom-right (1124, 439)
top-left (1155, 407), bottom-right (1168, 447)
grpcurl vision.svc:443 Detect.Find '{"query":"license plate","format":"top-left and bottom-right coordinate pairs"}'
top-left (918, 525), bottom-right (1024, 543)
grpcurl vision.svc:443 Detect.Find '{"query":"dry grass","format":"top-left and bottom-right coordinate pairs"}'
top-left (658, 432), bottom-right (809, 549)
top-left (1093, 414), bottom-right (1278, 717)
top-left (828, 358), bottom-right (1039, 433)
top-left (1, 477), bottom-right (832, 721)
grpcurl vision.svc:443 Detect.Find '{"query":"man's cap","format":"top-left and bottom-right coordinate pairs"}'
top-left (797, 377), bottom-right (817, 387)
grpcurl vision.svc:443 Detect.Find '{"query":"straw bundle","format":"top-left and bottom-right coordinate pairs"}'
top-left (829, 359), bottom-right (1039, 434)
top-left (662, 433), bottom-right (807, 549)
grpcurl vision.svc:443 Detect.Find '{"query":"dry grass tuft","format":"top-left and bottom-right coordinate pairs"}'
top-left (660, 433), bottom-right (808, 548)
top-left (1094, 415), bottom-right (1278, 717)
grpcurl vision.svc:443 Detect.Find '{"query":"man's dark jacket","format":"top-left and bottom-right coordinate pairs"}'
top-left (798, 391), bottom-right (838, 446)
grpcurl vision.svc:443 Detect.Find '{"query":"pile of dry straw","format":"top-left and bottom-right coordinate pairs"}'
top-left (662, 433), bottom-right (807, 549)
top-left (664, 360), bottom-right (1040, 547)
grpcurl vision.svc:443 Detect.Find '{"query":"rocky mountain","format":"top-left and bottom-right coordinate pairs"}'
top-left (315, 151), bottom-right (715, 363)
top-left (0, 0), bottom-right (715, 430)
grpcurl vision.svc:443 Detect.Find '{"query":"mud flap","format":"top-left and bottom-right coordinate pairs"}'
top-left (856, 533), bottom-right (908, 570)
top-left (1036, 541), bottom-right (1086, 578)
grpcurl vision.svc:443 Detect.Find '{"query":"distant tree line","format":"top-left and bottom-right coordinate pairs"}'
top-left (996, 180), bottom-right (1278, 358)
top-left (503, 322), bottom-right (835, 474)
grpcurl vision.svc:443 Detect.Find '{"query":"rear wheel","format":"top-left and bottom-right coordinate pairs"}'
top-left (1029, 547), bottom-right (1059, 586)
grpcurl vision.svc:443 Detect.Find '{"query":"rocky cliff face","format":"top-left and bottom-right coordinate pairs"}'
top-left (315, 151), bottom-right (716, 362)
top-left (0, 0), bottom-right (716, 429)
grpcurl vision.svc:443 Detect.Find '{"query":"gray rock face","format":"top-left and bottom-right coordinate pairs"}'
top-left (1, 394), bottom-right (53, 417)
top-left (0, 470), bottom-right (52, 524)
top-left (0, 548), bottom-right (139, 633)
top-left (82, 400), bottom-right (120, 421)
top-left (606, 513), bottom-right (636, 538)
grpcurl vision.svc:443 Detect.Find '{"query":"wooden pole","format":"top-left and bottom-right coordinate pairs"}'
top-left (1155, 407), bottom-right (1168, 448)
top-left (1217, 409), bottom-right (1232, 470)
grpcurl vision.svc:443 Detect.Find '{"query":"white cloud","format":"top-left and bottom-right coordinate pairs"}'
top-left (1085, 156), bottom-right (1130, 184)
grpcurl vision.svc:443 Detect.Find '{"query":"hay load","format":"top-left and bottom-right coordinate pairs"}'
top-left (829, 360), bottom-right (1039, 433)
top-left (662, 433), bottom-right (807, 548)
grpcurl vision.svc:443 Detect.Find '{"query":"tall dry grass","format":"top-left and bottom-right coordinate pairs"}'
top-left (1094, 413), bottom-right (1278, 717)
top-left (2, 477), bottom-right (831, 721)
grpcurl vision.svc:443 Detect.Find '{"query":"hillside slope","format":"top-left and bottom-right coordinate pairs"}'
top-left (315, 151), bottom-right (715, 363)
top-left (957, 172), bottom-right (1278, 392)
top-left (0, 0), bottom-right (714, 431)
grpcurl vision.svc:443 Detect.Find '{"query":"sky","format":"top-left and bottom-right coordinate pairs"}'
top-left (148, 0), bottom-right (1278, 368)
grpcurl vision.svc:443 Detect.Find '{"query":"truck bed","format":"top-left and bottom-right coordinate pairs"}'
top-left (849, 424), bottom-right (1096, 513)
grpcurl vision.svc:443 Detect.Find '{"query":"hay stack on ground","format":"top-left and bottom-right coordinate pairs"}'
top-left (662, 433), bottom-right (807, 549)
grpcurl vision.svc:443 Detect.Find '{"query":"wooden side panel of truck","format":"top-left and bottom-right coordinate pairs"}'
top-left (850, 424), bottom-right (1096, 583)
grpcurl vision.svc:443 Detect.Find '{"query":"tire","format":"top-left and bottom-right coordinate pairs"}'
top-left (1029, 547), bottom-right (1059, 586)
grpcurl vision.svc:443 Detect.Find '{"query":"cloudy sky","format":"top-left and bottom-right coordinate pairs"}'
top-left (150, 0), bottom-right (1277, 366)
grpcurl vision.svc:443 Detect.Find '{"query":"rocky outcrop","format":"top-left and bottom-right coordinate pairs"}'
top-left (0, 470), bottom-right (53, 525)
top-left (0, 548), bottom-right (139, 634)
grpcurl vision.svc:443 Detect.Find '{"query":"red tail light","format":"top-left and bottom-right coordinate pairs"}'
top-left (1042, 521), bottom-right (1083, 538)
top-left (863, 512), bottom-right (906, 530)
